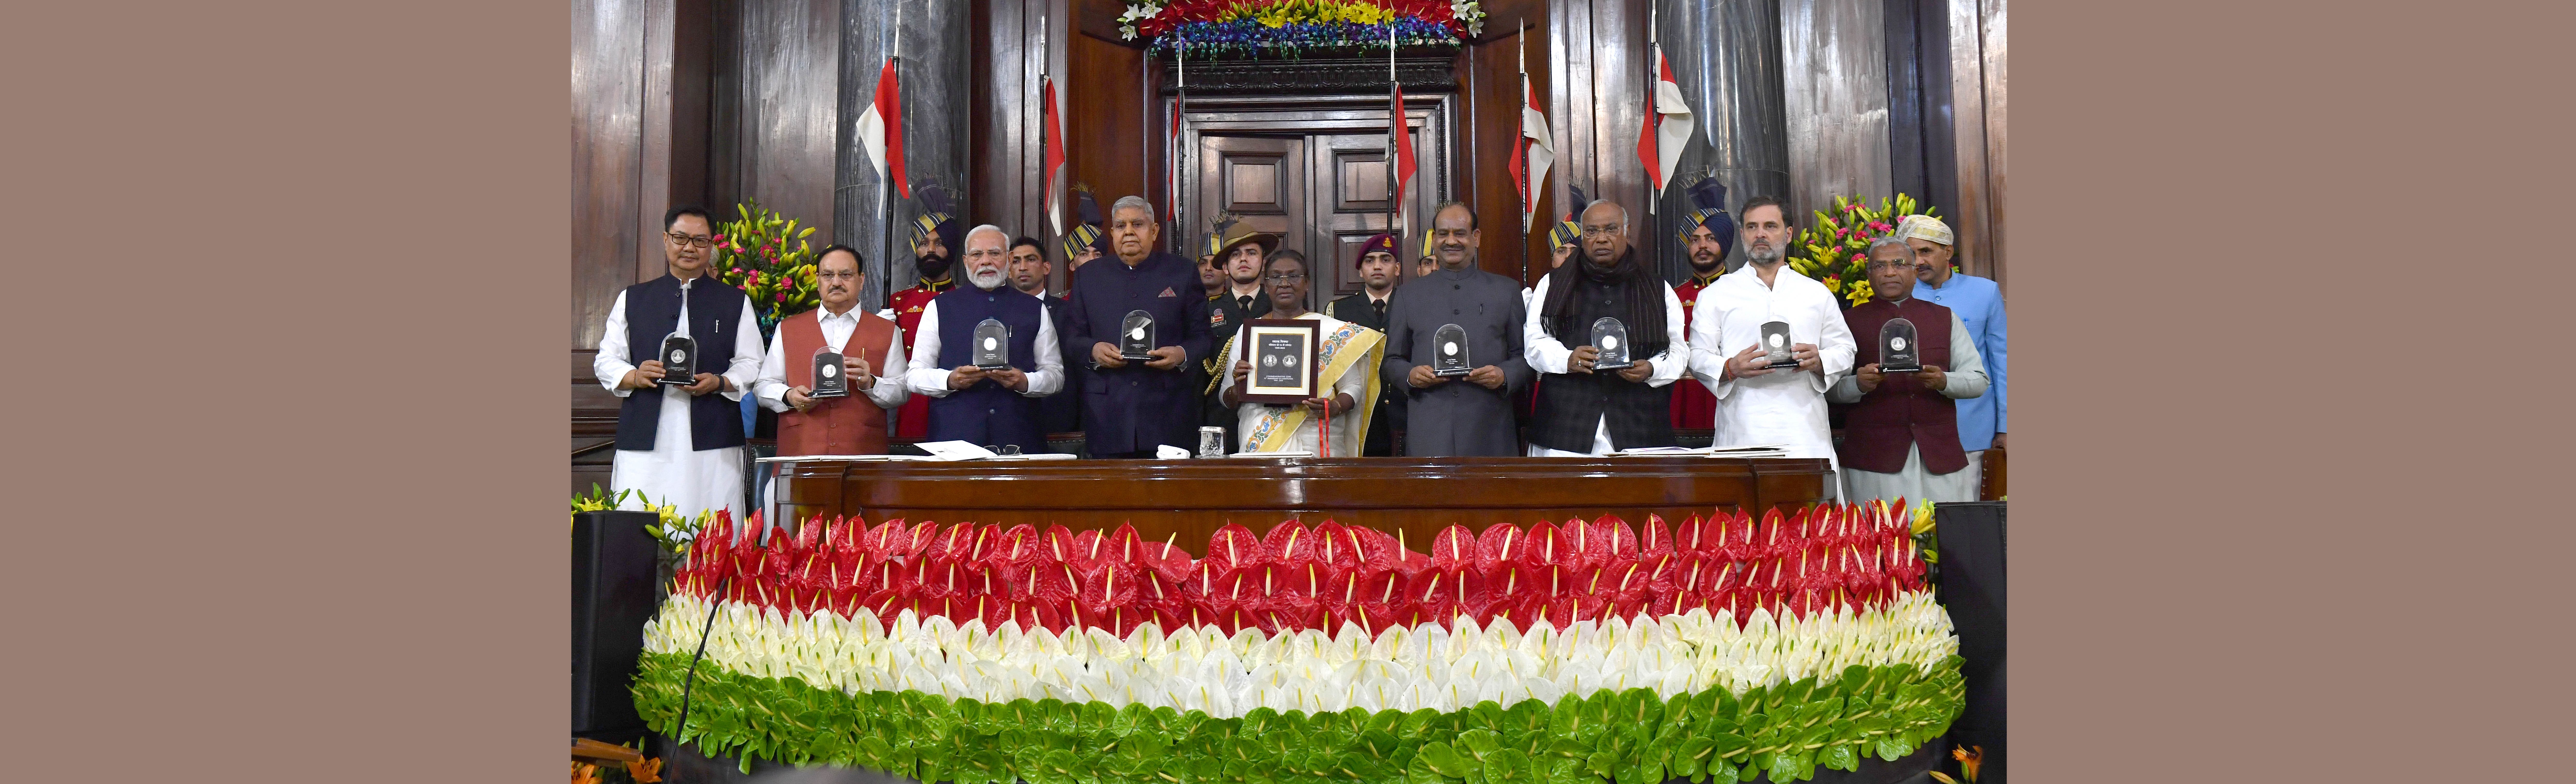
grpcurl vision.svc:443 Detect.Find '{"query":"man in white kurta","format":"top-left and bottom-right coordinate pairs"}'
top-left (1686, 198), bottom-right (1856, 497)
top-left (593, 208), bottom-right (766, 520)
top-left (1218, 250), bottom-right (1379, 456)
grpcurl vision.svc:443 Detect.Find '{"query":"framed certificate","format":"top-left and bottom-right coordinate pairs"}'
top-left (1237, 319), bottom-right (1321, 404)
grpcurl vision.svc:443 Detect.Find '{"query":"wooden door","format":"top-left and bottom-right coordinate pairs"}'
top-left (1196, 135), bottom-right (1305, 302)
top-left (1308, 133), bottom-right (1407, 300)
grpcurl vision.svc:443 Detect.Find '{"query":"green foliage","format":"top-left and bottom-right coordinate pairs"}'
top-left (631, 654), bottom-right (1966, 784)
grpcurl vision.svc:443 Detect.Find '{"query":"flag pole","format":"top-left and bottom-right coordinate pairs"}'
top-left (1039, 3), bottom-right (1049, 243)
top-left (1516, 17), bottom-right (1528, 285)
top-left (1387, 24), bottom-right (1398, 245)
top-left (881, 1), bottom-right (902, 305)
top-left (1174, 39), bottom-right (1186, 255)
top-left (1645, 1), bottom-right (1657, 216)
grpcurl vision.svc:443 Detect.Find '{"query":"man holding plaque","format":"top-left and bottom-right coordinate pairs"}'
top-left (1379, 203), bottom-right (1532, 456)
top-left (592, 206), bottom-right (766, 518)
top-left (884, 192), bottom-right (964, 442)
top-left (1064, 196), bottom-right (1216, 458)
top-left (1327, 233), bottom-right (1405, 456)
top-left (900, 225), bottom-right (1065, 454)
top-left (1830, 237), bottom-right (1989, 504)
top-left (1901, 214), bottom-right (2008, 485)
top-left (1687, 196), bottom-right (1855, 495)
top-left (754, 245), bottom-right (909, 456)
top-left (1521, 200), bottom-right (1689, 456)
top-left (1219, 250), bottom-right (1383, 456)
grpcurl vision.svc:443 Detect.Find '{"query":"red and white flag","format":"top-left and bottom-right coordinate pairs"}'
top-left (1390, 83), bottom-right (1417, 214)
top-left (1041, 76), bottom-right (1067, 236)
top-left (1635, 46), bottom-right (1694, 205)
top-left (856, 57), bottom-right (909, 198)
top-left (1167, 99), bottom-right (1184, 224)
top-left (1509, 79), bottom-right (1554, 231)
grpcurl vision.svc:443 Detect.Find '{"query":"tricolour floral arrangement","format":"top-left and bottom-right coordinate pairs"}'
top-left (1120, 1), bottom-right (1488, 56)
top-left (1784, 195), bottom-right (1939, 308)
top-left (634, 503), bottom-right (1962, 781)
top-left (711, 201), bottom-right (822, 338)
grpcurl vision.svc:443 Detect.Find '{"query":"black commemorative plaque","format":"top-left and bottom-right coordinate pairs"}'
top-left (973, 318), bottom-right (1011, 370)
top-left (1589, 317), bottom-right (1632, 371)
top-left (657, 334), bottom-right (697, 386)
top-left (1760, 321), bottom-right (1799, 369)
top-left (811, 347), bottom-right (849, 398)
top-left (1432, 323), bottom-right (1471, 377)
top-left (1120, 310), bottom-right (1156, 361)
top-left (1878, 317), bottom-right (1922, 373)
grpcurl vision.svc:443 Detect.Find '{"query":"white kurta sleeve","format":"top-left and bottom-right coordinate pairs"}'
top-left (1641, 284), bottom-right (1688, 388)
top-left (594, 291), bottom-right (637, 397)
top-left (1020, 310), bottom-right (1064, 397)
top-left (1811, 295), bottom-right (1858, 394)
top-left (905, 300), bottom-right (953, 397)
top-left (862, 327), bottom-right (912, 408)
top-left (720, 298), bottom-right (761, 402)
top-left (1520, 277), bottom-right (1576, 374)
top-left (1938, 312), bottom-right (1989, 400)
top-left (752, 323), bottom-right (792, 412)
top-left (1687, 290), bottom-right (1739, 400)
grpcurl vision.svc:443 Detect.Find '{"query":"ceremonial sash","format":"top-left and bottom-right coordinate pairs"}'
top-left (1239, 321), bottom-right (1384, 455)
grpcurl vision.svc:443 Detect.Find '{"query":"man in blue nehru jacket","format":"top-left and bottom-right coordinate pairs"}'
top-left (1063, 196), bottom-right (1215, 458)
top-left (901, 224), bottom-right (1065, 454)
top-left (592, 205), bottom-right (766, 519)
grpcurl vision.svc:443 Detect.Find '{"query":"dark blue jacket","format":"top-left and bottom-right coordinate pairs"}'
top-left (615, 274), bottom-right (752, 452)
top-left (1063, 250), bottom-right (1214, 454)
top-left (926, 285), bottom-right (1049, 453)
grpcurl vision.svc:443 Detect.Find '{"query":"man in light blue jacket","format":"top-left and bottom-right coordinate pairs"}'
top-left (1900, 215), bottom-right (2008, 492)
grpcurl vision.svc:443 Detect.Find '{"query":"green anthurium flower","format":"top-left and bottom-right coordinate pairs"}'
top-left (1415, 741), bottom-right (1476, 779)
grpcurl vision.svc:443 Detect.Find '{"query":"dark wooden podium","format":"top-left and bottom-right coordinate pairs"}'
top-left (767, 456), bottom-right (1833, 555)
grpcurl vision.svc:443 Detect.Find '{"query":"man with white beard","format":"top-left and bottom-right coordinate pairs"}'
top-left (1686, 196), bottom-right (1856, 498)
top-left (902, 224), bottom-right (1066, 453)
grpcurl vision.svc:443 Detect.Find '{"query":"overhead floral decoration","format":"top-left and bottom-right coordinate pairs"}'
top-left (633, 504), bottom-right (1964, 781)
top-left (711, 200), bottom-right (822, 339)
top-left (1119, 1), bottom-right (1488, 57)
top-left (1785, 195), bottom-right (1940, 308)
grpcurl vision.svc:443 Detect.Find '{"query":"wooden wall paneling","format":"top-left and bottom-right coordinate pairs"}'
top-left (1881, 0), bottom-right (1932, 209)
top-left (669, 0), bottom-right (715, 227)
top-left (1976, 0), bottom-right (2005, 290)
top-left (1782, 0), bottom-right (1894, 227)
top-left (971, 0), bottom-right (1051, 246)
top-left (637, 0), bottom-right (678, 281)
top-left (572, 0), bottom-right (646, 349)
top-left (1586, 0), bottom-right (1654, 270)
top-left (706, 0), bottom-right (744, 220)
top-left (1064, 30), bottom-right (1146, 242)
top-left (738, 0), bottom-right (841, 256)
top-left (1462, 24), bottom-right (1538, 284)
top-left (1939, 0), bottom-right (1995, 285)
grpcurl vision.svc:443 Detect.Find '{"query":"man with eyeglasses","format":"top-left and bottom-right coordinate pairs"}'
top-left (1378, 202), bottom-right (1532, 456)
top-left (591, 205), bottom-right (766, 519)
top-left (1687, 196), bottom-right (1855, 497)
top-left (1062, 196), bottom-right (1215, 459)
top-left (1523, 200), bottom-right (1689, 456)
top-left (1218, 249), bottom-right (1383, 456)
top-left (1830, 236), bottom-right (1988, 504)
top-left (900, 225), bottom-right (1065, 455)
top-left (753, 244), bottom-right (908, 456)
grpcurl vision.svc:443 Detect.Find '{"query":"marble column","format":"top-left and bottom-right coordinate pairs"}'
top-left (1654, 0), bottom-right (1793, 275)
top-left (837, 0), bottom-right (971, 310)
top-left (1780, 0), bottom-right (1893, 230)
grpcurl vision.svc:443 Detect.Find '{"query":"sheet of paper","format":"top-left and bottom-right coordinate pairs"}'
top-left (915, 441), bottom-right (1000, 461)
top-left (1227, 450), bottom-right (1314, 458)
top-left (754, 454), bottom-right (920, 463)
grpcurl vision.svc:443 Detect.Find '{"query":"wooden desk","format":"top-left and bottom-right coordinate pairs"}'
top-left (769, 456), bottom-right (1833, 556)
